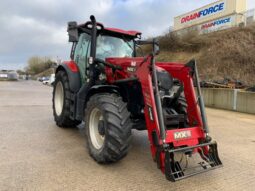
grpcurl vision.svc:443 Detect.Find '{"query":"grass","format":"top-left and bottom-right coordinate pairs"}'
top-left (155, 24), bottom-right (255, 86)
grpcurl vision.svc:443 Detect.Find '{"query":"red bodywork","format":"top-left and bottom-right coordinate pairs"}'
top-left (105, 27), bottom-right (141, 37)
top-left (63, 60), bottom-right (79, 72)
top-left (105, 57), bottom-right (208, 174)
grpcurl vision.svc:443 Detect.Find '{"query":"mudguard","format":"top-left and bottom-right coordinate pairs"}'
top-left (86, 85), bottom-right (120, 101)
top-left (55, 61), bottom-right (81, 93)
top-left (75, 84), bottom-right (120, 121)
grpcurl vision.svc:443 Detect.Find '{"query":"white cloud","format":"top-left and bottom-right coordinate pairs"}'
top-left (0, 0), bottom-right (253, 69)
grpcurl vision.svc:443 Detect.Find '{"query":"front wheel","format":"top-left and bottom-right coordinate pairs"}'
top-left (85, 93), bottom-right (132, 163)
top-left (52, 71), bottom-right (81, 127)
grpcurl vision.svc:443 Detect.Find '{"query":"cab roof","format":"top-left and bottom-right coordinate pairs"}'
top-left (79, 22), bottom-right (141, 38)
top-left (105, 27), bottom-right (141, 38)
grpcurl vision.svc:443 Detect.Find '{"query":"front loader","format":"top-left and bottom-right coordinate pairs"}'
top-left (52, 15), bottom-right (222, 181)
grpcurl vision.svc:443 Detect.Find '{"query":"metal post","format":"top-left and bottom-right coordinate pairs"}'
top-left (233, 89), bottom-right (238, 110)
top-left (151, 39), bottom-right (166, 142)
top-left (193, 60), bottom-right (210, 134)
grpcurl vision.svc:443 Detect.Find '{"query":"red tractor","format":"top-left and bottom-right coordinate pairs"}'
top-left (52, 16), bottom-right (222, 181)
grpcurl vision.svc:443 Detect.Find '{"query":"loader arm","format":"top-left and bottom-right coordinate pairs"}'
top-left (135, 54), bottom-right (222, 181)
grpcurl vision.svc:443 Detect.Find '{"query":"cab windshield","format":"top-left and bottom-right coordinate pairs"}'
top-left (96, 35), bottom-right (134, 60)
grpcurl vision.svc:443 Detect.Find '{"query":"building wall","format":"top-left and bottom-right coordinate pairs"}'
top-left (244, 8), bottom-right (255, 25)
top-left (174, 0), bottom-right (246, 31)
top-left (235, 0), bottom-right (246, 13)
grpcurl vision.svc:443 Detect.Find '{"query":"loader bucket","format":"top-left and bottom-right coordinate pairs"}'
top-left (165, 142), bottom-right (222, 181)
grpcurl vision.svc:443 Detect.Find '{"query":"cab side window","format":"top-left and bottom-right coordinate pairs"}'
top-left (74, 33), bottom-right (91, 83)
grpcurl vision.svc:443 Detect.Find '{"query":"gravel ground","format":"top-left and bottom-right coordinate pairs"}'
top-left (0, 80), bottom-right (255, 191)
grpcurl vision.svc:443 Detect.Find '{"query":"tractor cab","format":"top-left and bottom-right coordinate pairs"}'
top-left (67, 20), bottom-right (141, 83)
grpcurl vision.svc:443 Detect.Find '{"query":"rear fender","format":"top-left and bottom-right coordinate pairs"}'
top-left (55, 61), bottom-right (81, 93)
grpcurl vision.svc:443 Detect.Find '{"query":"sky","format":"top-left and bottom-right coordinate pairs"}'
top-left (0, 0), bottom-right (254, 70)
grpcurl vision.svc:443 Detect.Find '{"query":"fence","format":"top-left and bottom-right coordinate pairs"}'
top-left (201, 88), bottom-right (255, 115)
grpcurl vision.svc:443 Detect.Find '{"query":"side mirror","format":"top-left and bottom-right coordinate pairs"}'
top-left (67, 21), bottom-right (79, 42)
top-left (90, 15), bottom-right (96, 24)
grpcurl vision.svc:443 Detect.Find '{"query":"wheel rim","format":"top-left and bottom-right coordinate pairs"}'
top-left (54, 81), bottom-right (64, 116)
top-left (89, 108), bottom-right (105, 150)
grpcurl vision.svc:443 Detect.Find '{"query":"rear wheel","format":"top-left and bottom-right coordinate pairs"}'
top-left (85, 93), bottom-right (132, 163)
top-left (53, 71), bottom-right (81, 127)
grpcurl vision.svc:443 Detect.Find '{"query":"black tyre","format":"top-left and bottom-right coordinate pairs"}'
top-left (176, 95), bottom-right (187, 114)
top-left (53, 71), bottom-right (81, 127)
top-left (85, 93), bottom-right (132, 163)
top-left (175, 94), bottom-right (189, 127)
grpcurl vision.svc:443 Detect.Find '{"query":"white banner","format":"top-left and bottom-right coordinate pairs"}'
top-left (199, 15), bottom-right (236, 34)
top-left (179, 0), bottom-right (226, 25)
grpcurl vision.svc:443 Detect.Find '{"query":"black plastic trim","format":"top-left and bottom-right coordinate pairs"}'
top-left (75, 85), bottom-right (120, 121)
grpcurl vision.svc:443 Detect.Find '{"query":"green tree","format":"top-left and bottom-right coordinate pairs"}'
top-left (26, 56), bottom-right (56, 75)
top-left (16, 69), bottom-right (26, 75)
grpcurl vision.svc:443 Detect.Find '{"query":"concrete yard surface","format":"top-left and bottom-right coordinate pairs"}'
top-left (0, 81), bottom-right (255, 191)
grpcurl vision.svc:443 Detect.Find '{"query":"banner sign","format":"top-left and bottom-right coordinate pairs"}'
top-left (199, 15), bottom-right (235, 34)
top-left (180, 1), bottom-right (226, 24)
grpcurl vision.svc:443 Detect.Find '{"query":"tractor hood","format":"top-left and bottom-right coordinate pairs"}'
top-left (106, 57), bottom-right (185, 73)
top-left (105, 57), bottom-right (185, 84)
top-left (105, 57), bottom-right (145, 83)
top-left (106, 57), bottom-right (145, 70)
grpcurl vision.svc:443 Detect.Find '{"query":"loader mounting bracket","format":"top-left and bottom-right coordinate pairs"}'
top-left (165, 142), bottom-right (222, 181)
